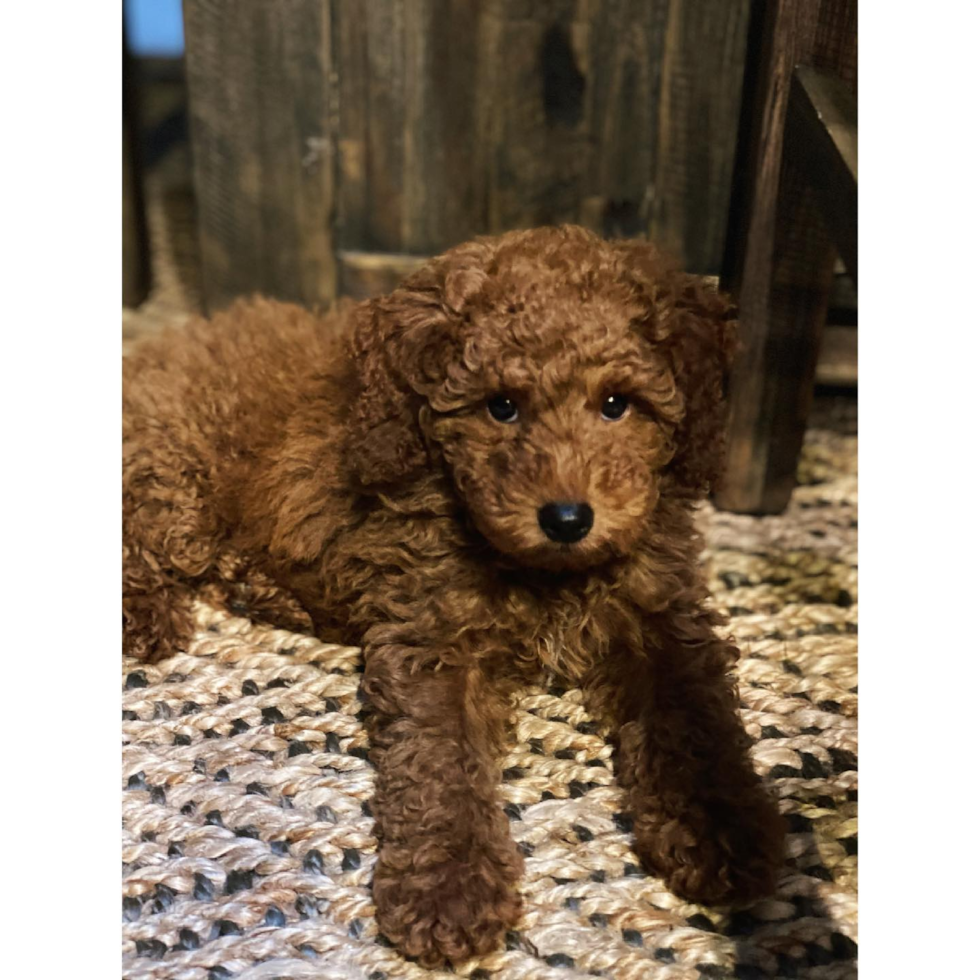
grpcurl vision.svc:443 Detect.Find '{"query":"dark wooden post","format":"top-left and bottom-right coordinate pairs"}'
top-left (715, 0), bottom-right (856, 514)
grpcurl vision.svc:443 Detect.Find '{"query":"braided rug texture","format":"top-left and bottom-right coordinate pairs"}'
top-left (122, 408), bottom-right (857, 980)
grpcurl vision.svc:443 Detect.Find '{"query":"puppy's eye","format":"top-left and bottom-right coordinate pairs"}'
top-left (601, 394), bottom-right (630, 421)
top-left (487, 394), bottom-right (519, 423)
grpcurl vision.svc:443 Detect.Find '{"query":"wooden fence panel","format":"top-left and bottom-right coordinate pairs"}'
top-left (185, 0), bottom-right (753, 306)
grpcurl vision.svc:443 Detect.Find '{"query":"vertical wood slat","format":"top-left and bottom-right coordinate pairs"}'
top-left (479, 0), bottom-right (594, 236)
top-left (652, 0), bottom-right (753, 273)
top-left (183, 0), bottom-right (754, 307)
top-left (123, 34), bottom-right (151, 308)
top-left (183, 0), bottom-right (336, 312)
top-left (333, 0), bottom-right (486, 255)
top-left (715, 0), bottom-right (857, 514)
top-left (788, 66), bottom-right (857, 281)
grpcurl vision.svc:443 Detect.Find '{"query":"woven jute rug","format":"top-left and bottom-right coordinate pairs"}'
top-left (122, 137), bottom-right (857, 980)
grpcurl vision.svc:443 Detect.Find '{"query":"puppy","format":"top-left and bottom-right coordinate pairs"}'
top-left (123, 225), bottom-right (784, 966)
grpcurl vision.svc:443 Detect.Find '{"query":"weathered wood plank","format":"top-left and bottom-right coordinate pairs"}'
top-left (788, 65), bottom-right (857, 280)
top-left (651, 0), bottom-right (753, 273)
top-left (333, 0), bottom-right (486, 254)
top-left (479, 0), bottom-right (594, 233)
top-left (478, 0), bottom-right (751, 269)
top-left (402, 0), bottom-right (487, 252)
top-left (183, 0), bottom-right (336, 312)
top-left (333, 0), bottom-right (751, 272)
top-left (123, 35), bottom-right (151, 308)
top-left (716, 0), bottom-right (857, 514)
top-left (182, 0), bottom-right (759, 303)
top-left (580, 0), bottom-right (667, 238)
top-left (332, 1), bottom-right (370, 252)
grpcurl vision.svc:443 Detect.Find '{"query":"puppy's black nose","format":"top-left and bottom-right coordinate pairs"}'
top-left (538, 502), bottom-right (594, 544)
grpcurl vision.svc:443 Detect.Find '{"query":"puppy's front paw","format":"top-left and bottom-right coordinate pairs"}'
top-left (373, 838), bottom-right (523, 967)
top-left (632, 790), bottom-right (785, 906)
top-left (123, 589), bottom-right (195, 663)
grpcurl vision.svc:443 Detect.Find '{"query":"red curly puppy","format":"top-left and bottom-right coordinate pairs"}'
top-left (123, 225), bottom-right (785, 966)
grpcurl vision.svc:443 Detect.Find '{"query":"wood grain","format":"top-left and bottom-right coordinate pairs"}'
top-left (183, 0), bottom-right (760, 303)
top-left (716, 0), bottom-right (857, 514)
top-left (183, 0), bottom-right (337, 312)
top-left (788, 65), bottom-right (857, 280)
top-left (651, 0), bottom-right (753, 272)
top-left (332, 0), bottom-right (751, 270)
top-left (333, 0), bottom-right (486, 254)
top-left (123, 35), bottom-right (151, 308)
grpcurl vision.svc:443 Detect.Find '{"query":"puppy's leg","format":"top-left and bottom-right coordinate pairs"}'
top-left (123, 538), bottom-right (196, 663)
top-left (202, 556), bottom-right (316, 635)
top-left (122, 452), bottom-right (221, 662)
top-left (593, 615), bottom-right (785, 905)
top-left (363, 644), bottom-right (523, 966)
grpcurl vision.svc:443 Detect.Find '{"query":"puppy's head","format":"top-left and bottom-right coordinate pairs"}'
top-left (347, 226), bottom-right (737, 571)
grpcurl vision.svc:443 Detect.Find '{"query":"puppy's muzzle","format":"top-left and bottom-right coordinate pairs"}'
top-left (538, 502), bottom-right (594, 544)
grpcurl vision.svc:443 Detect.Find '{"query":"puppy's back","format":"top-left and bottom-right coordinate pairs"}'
top-left (124, 297), bottom-right (350, 448)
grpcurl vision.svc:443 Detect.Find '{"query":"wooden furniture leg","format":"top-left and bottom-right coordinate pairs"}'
top-left (715, 0), bottom-right (856, 514)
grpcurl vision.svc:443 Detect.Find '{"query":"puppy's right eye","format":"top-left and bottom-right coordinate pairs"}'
top-left (487, 394), bottom-right (519, 423)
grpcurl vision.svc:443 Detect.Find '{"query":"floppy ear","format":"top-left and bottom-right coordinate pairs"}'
top-left (344, 243), bottom-right (493, 489)
top-left (615, 240), bottom-right (739, 497)
top-left (661, 274), bottom-right (739, 495)
top-left (345, 298), bottom-right (429, 488)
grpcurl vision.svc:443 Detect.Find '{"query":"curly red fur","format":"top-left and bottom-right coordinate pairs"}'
top-left (123, 225), bottom-right (784, 965)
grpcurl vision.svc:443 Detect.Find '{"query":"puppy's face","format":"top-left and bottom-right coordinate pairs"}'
top-left (424, 278), bottom-right (682, 571)
top-left (351, 227), bottom-right (736, 572)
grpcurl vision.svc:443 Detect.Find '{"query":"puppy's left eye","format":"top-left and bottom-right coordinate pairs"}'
top-left (487, 394), bottom-right (519, 423)
top-left (601, 394), bottom-right (629, 421)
